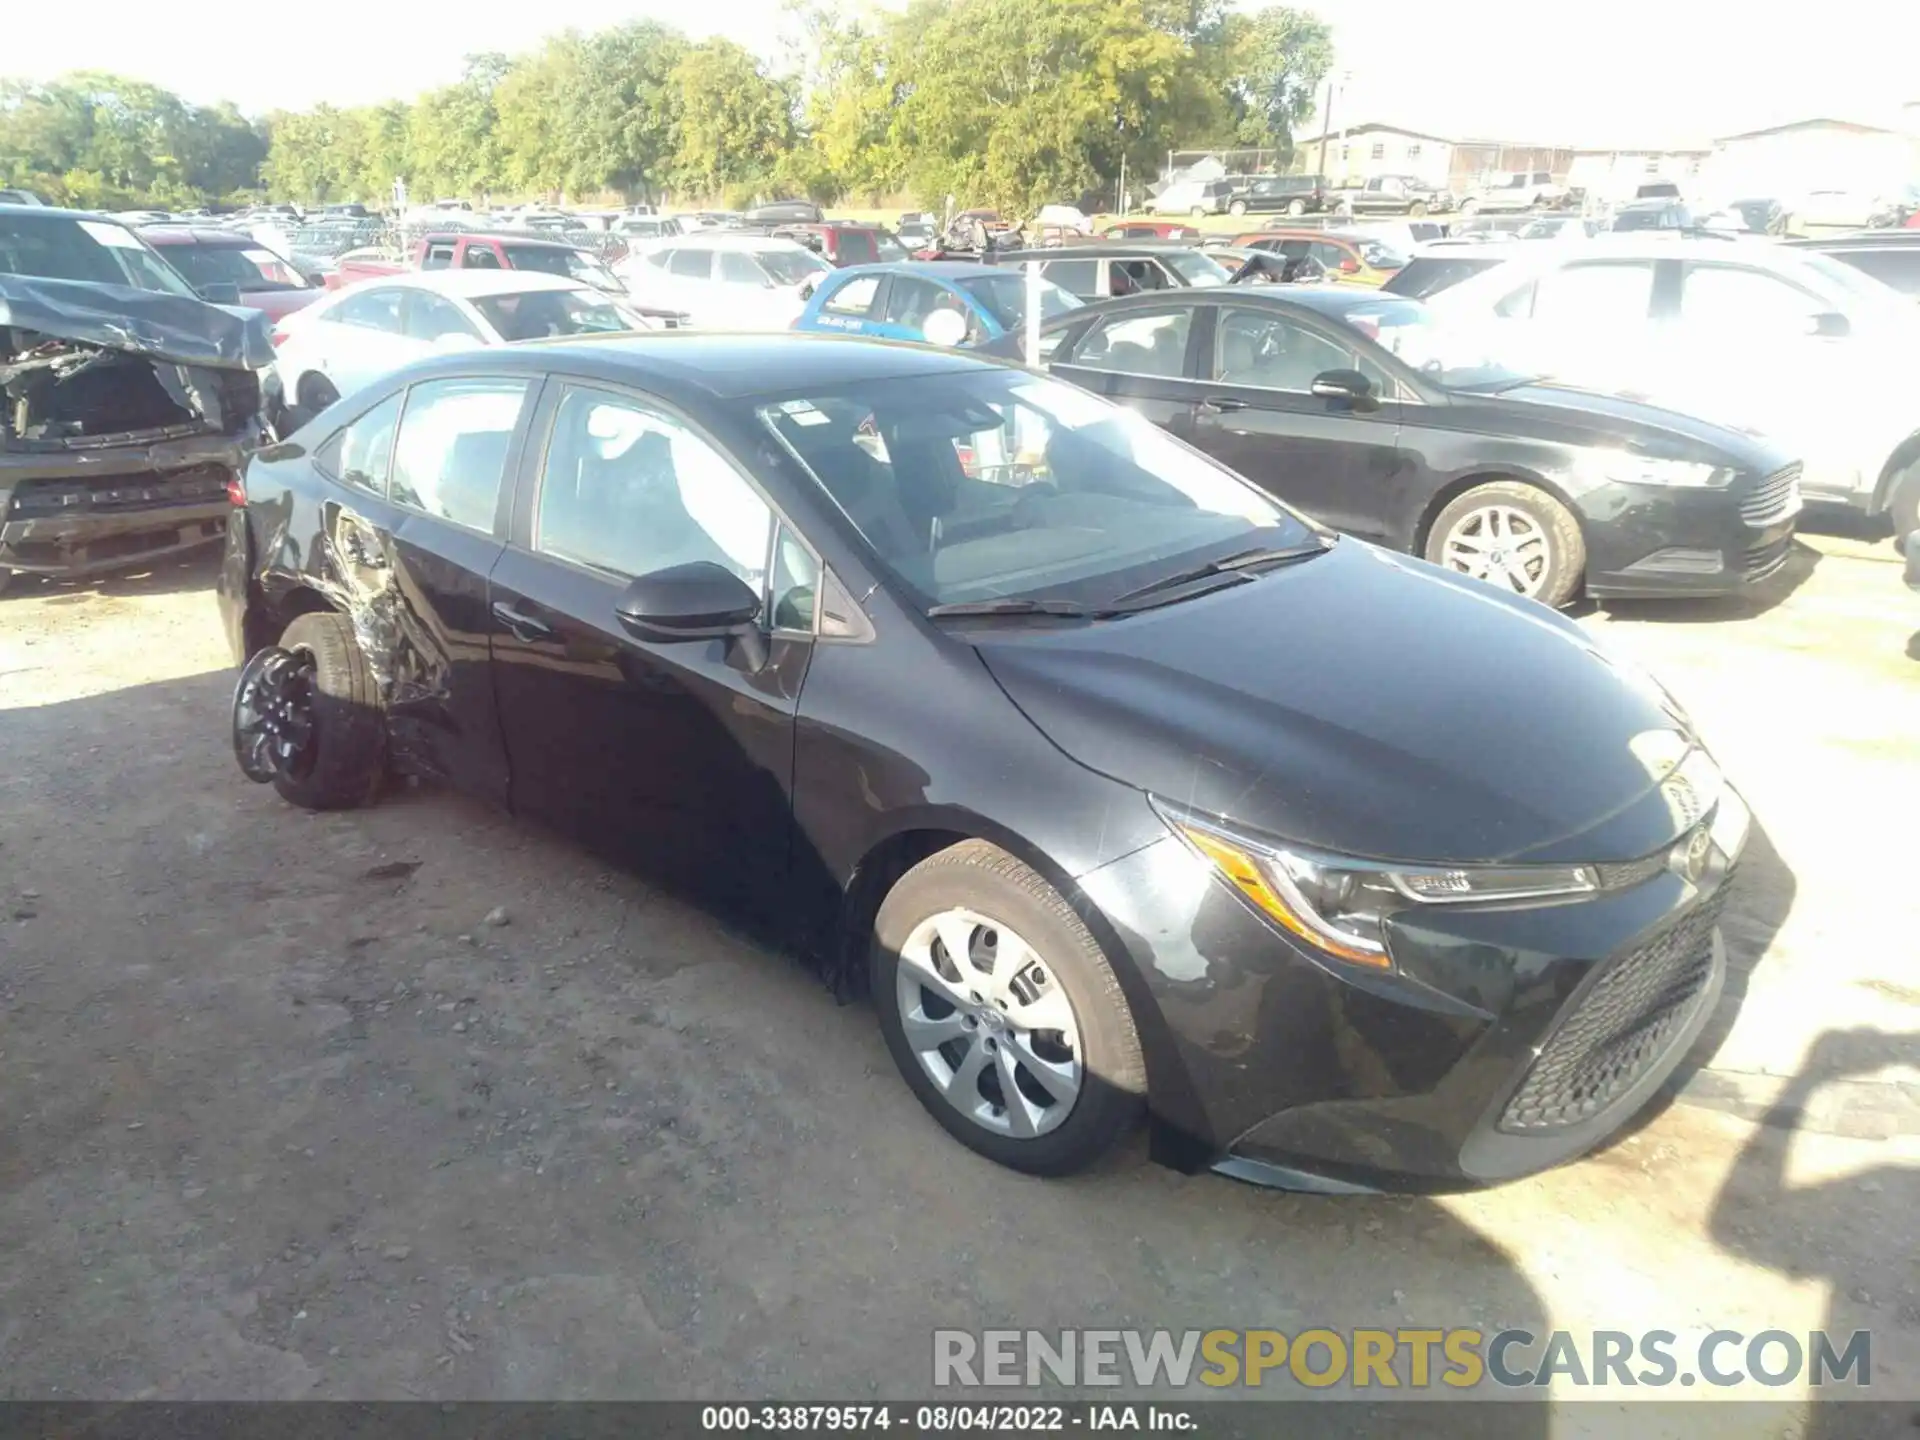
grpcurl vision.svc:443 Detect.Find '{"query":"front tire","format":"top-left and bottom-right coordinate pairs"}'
top-left (0, 568), bottom-right (12, 598)
top-left (1287, 198), bottom-right (1308, 217)
top-left (1408, 200), bottom-right (1429, 217)
top-left (1888, 460), bottom-right (1920, 548)
top-left (1424, 480), bottom-right (1586, 608)
top-left (261, 612), bottom-right (387, 810)
top-left (872, 841), bottom-right (1146, 1176)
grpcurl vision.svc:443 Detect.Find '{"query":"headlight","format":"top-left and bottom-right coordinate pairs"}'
top-left (1575, 452), bottom-right (1734, 489)
top-left (1160, 805), bottom-right (1599, 969)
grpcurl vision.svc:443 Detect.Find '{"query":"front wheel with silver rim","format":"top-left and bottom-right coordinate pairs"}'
top-left (872, 841), bottom-right (1146, 1175)
top-left (1424, 479), bottom-right (1585, 609)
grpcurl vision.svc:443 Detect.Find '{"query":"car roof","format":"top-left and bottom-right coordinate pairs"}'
top-left (421, 231), bottom-right (581, 251)
top-left (393, 332), bottom-right (1002, 403)
top-left (827, 261), bottom-right (1010, 281)
top-left (0, 201), bottom-right (126, 223)
top-left (659, 232), bottom-right (814, 252)
top-left (138, 225), bottom-right (256, 246)
top-left (999, 243), bottom-right (1201, 259)
top-left (352, 270), bottom-right (591, 299)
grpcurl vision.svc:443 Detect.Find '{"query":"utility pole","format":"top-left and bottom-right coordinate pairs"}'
top-left (1314, 74), bottom-right (1338, 180)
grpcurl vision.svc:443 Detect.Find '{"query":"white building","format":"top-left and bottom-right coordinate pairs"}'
top-left (1704, 117), bottom-right (1920, 200)
top-left (1565, 145), bottom-right (1713, 204)
top-left (1291, 124), bottom-right (1455, 189)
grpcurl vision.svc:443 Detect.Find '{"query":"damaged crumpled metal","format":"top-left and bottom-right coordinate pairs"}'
top-left (0, 275), bottom-right (276, 372)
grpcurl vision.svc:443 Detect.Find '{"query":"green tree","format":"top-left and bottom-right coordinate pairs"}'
top-left (667, 39), bottom-right (796, 199)
top-left (1217, 5), bottom-right (1333, 156)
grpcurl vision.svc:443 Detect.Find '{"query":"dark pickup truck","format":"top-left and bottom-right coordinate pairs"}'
top-left (1, 206), bottom-right (271, 595)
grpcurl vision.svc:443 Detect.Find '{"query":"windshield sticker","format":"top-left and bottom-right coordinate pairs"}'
top-left (779, 400), bottom-right (830, 426)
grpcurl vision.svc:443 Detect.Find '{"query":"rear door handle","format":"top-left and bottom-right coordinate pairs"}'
top-left (491, 600), bottom-right (554, 643)
top-left (1198, 396), bottom-right (1249, 413)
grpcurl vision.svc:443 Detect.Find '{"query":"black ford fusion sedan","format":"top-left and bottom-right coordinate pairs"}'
top-left (219, 333), bottom-right (1750, 1191)
top-left (985, 287), bottom-right (1801, 609)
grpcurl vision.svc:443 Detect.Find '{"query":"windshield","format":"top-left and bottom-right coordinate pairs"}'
top-left (0, 212), bottom-right (198, 296)
top-left (1788, 250), bottom-right (1908, 310)
top-left (1352, 238), bottom-right (1409, 269)
top-left (757, 248), bottom-right (833, 287)
top-left (471, 287), bottom-right (640, 342)
top-left (504, 244), bottom-right (620, 291)
top-left (1334, 296), bottom-right (1539, 391)
top-left (955, 273), bottom-right (1084, 330)
top-left (1160, 249), bottom-right (1232, 286)
top-left (162, 243), bottom-right (307, 292)
top-left (758, 369), bottom-right (1314, 609)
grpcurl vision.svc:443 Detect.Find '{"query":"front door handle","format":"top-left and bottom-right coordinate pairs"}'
top-left (1198, 396), bottom-right (1249, 413)
top-left (491, 600), bottom-right (554, 643)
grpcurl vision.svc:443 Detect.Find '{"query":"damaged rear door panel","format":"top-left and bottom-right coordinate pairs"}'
top-left (0, 276), bottom-right (272, 585)
top-left (227, 377), bottom-right (524, 806)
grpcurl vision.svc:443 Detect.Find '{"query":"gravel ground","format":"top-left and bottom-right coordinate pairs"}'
top-left (0, 533), bottom-right (1914, 1420)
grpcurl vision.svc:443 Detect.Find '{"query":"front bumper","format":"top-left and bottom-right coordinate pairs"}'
top-left (1077, 787), bottom-right (1748, 1191)
top-left (1581, 465), bottom-right (1801, 599)
top-left (0, 434), bottom-right (244, 578)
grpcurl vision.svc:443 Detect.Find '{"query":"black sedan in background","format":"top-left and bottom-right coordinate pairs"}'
top-left (221, 334), bottom-right (1749, 1192)
top-left (987, 288), bottom-right (1801, 607)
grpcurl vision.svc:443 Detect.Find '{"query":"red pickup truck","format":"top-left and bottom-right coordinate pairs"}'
top-left (331, 232), bottom-right (626, 295)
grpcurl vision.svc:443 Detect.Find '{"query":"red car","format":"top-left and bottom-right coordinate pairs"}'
top-left (332, 233), bottom-right (627, 295)
top-left (138, 226), bottom-right (324, 324)
top-left (774, 222), bottom-right (906, 266)
top-left (1103, 221), bottom-right (1202, 240)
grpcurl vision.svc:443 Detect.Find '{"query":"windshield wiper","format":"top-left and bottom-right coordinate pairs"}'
top-left (1107, 540), bottom-right (1334, 607)
top-left (925, 597), bottom-right (1104, 619)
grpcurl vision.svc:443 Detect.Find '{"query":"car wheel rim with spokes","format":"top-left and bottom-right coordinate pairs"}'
top-left (894, 907), bottom-right (1084, 1139)
top-left (232, 645), bottom-right (319, 783)
top-left (1439, 505), bottom-right (1551, 597)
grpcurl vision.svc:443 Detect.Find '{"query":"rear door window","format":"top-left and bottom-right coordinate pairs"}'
top-left (331, 288), bottom-right (406, 333)
top-left (669, 249), bottom-right (713, 279)
top-left (315, 392), bottom-right (403, 495)
top-left (388, 378), bottom-right (529, 533)
top-left (1519, 261), bottom-right (1658, 324)
top-left (1068, 309), bottom-right (1193, 378)
top-left (422, 242), bottom-right (457, 269)
top-left (823, 274), bottom-right (883, 317)
top-left (1039, 257), bottom-right (1099, 295)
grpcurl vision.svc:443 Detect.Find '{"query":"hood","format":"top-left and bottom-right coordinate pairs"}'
top-left (971, 541), bottom-right (1704, 866)
top-left (0, 275), bottom-right (275, 371)
top-left (1454, 381), bottom-right (1792, 468)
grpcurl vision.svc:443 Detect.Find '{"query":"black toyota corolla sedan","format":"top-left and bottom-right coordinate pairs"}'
top-left (219, 333), bottom-right (1750, 1192)
top-left (984, 287), bottom-right (1801, 608)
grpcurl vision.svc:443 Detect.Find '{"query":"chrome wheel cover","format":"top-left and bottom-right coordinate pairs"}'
top-left (1440, 504), bottom-right (1551, 597)
top-left (894, 907), bottom-right (1084, 1139)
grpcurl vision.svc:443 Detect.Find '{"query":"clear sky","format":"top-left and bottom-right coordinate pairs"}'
top-left (7, 0), bottom-right (1918, 145)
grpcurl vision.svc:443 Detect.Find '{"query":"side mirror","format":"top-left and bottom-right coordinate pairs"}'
top-left (199, 281), bottom-right (242, 305)
top-left (1807, 311), bottom-right (1850, 338)
top-left (921, 308), bottom-right (970, 348)
top-left (614, 562), bottom-right (765, 663)
top-left (1310, 368), bottom-right (1380, 411)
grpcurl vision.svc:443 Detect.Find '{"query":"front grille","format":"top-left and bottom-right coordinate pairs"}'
top-left (1740, 463), bottom-right (1801, 528)
top-left (1498, 888), bottom-right (1727, 1134)
top-left (1742, 533), bottom-right (1794, 582)
top-left (6, 465), bottom-right (233, 518)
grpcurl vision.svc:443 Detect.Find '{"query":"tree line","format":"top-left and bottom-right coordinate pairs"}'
top-left (0, 0), bottom-right (1333, 215)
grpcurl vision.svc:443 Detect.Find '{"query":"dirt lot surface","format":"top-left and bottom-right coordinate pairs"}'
top-left (2, 534), bottom-right (1915, 1421)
